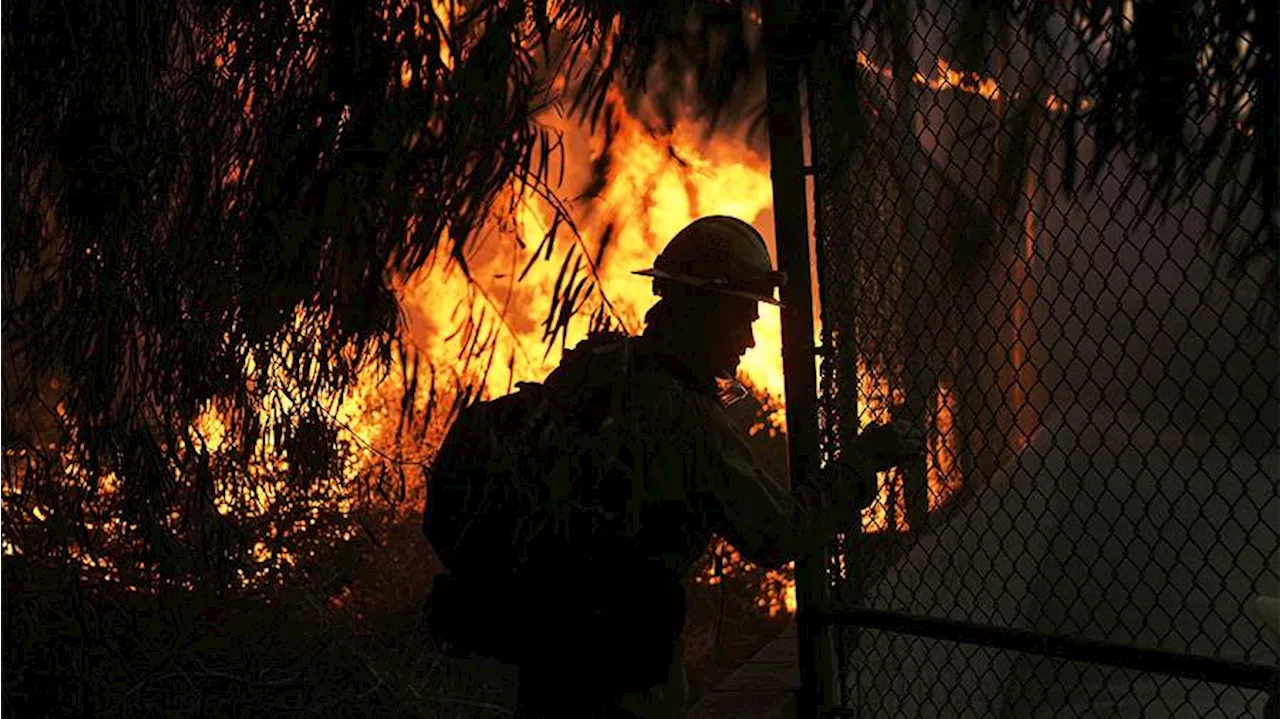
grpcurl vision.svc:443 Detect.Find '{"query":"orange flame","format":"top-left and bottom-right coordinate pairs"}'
top-left (855, 51), bottom-right (1092, 112)
top-left (398, 87), bottom-right (782, 402)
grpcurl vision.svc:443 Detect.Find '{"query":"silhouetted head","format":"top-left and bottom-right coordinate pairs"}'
top-left (635, 216), bottom-right (784, 381)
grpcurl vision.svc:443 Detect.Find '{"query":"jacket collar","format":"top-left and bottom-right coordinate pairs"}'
top-left (634, 331), bottom-right (718, 398)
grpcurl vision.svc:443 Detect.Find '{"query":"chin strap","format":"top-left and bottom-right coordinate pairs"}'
top-left (715, 376), bottom-right (750, 408)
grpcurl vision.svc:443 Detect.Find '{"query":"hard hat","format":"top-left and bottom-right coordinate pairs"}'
top-left (633, 216), bottom-right (787, 305)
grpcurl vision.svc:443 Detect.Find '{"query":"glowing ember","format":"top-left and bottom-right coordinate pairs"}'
top-left (696, 539), bottom-right (798, 617)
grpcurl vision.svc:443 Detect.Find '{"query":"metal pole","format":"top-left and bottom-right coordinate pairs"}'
top-left (762, 1), bottom-right (837, 716)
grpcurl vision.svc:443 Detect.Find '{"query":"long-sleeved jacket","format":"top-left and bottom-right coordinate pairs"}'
top-left (511, 330), bottom-right (875, 717)
top-left (540, 330), bottom-right (874, 572)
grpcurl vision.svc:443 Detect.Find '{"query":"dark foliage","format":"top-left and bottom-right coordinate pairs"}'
top-left (4, 0), bottom-right (547, 585)
top-left (825, 0), bottom-right (1276, 273)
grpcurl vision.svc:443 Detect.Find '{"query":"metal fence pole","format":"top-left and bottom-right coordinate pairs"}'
top-left (762, 1), bottom-right (837, 716)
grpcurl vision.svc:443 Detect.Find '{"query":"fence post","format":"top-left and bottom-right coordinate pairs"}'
top-left (762, 1), bottom-right (838, 716)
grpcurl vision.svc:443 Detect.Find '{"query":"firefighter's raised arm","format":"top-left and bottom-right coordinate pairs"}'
top-left (625, 215), bottom-right (922, 568)
top-left (700, 411), bottom-right (921, 569)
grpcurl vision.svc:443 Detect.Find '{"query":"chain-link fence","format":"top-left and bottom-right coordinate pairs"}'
top-left (801, 1), bottom-right (1278, 716)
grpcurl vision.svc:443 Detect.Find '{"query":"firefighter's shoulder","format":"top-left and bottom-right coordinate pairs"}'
top-left (571, 329), bottom-right (630, 355)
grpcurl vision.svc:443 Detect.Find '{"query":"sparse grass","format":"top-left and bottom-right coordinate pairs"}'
top-left (3, 526), bottom-right (789, 718)
top-left (2, 553), bottom-right (517, 718)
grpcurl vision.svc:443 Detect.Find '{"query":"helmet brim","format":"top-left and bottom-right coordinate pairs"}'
top-left (633, 268), bottom-right (784, 306)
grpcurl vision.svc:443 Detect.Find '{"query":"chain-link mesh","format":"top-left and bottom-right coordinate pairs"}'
top-left (805, 1), bottom-right (1277, 716)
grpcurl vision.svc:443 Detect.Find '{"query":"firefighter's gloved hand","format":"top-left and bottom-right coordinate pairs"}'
top-left (856, 422), bottom-right (924, 473)
top-left (823, 459), bottom-right (878, 512)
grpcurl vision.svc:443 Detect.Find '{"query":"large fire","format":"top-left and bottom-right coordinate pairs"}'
top-left (364, 57), bottom-right (1016, 613)
top-left (394, 87), bottom-right (783, 401)
top-left (7, 8), bottom-right (1054, 620)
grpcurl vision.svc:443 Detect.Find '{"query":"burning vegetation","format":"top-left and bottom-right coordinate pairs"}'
top-left (4, 0), bottom-right (1274, 714)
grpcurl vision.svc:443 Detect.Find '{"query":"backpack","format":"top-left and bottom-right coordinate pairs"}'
top-left (424, 332), bottom-right (635, 572)
top-left (423, 337), bottom-right (687, 688)
top-left (423, 380), bottom-right (553, 575)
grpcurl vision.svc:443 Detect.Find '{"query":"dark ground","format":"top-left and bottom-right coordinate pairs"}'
top-left (3, 523), bottom-right (791, 718)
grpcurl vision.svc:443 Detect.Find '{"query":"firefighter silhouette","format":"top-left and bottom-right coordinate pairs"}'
top-left (424, 216), bottom-right (920, 718)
